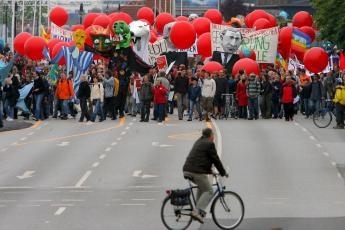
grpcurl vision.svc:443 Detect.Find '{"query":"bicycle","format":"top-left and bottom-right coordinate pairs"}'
top-left (313, 99), bottom-right (335, 128)
top-left (161, 174), bottom-right (244, 230)
top-left (221, 94), bottom-right (238, 120)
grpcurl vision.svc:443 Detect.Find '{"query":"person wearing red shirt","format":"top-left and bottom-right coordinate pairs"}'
top-left (153, 80), bottom-right (168, 123)
top-left (281, 76), bottom-right (297, 121)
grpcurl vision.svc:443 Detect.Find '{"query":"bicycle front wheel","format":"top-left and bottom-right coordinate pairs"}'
top-left (313, 109), bottom-right (332, 128)
top-left (161, 196), bottom-right (193, 230)
top-left (211, 191), bottom-right (245, 230)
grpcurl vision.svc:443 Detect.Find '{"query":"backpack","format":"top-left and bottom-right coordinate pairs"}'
top-left (170, 189), bottom-right (191, 206)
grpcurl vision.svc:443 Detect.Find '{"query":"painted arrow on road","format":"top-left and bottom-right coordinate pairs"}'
top-left (17, 170), bottom-right (35, 179)
top-left (57, 142), bottom-right (70, 147)
top-left (152, 142), bottom-right (173, 148)
top-left (132, 170), bottom-right (157, 179)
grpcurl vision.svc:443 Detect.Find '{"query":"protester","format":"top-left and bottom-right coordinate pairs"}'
top-left (139, 75), bottom-right (153, 122)
top-left (0, 80), bottom-right (3, 128)
top-left (260, 74), bottom-right (273, 119)
top-left (55, 72), bottom-right (75, 120)
top-left (188, 77), bottom-right (202, 121)
top-left (174, 71), bottom-right (189, 120)
top-left (77, 75), bottom-right (91, 122)
top-left (281, 76), bottom-right (297, 121)
top-left (153, 80), bottom-right (168, 123)
top-left (309, 74), bottom-right (324, 116)
top-left (333, 78), bottom-right (345, 129)
top-left (201, 72), bottom-right (216, 122)
top-left (3, 77), bottom-right (18, 121)
top-left (90, 76), bottom-right (104, 122)
top-left (271, 74), bottom-right (282, 119)
top-left (246, 74), bottom-right (261, 120)
top-left (102, 70), bottom-right (115, 120)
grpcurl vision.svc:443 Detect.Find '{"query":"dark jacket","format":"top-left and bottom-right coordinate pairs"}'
top-left (77, 81), bottom-right (91, 99)
top-left (3, 84), bottom-right (19, 106)
top-left (262, 80), bottom-right (273, 95)
top-left (310, 81), bottom-right (324, 101)
top-left (33, 77), bottom-right (46, 95)
top-left (301, 82), bottom-right (312, 99)
top-left (272, 81), bottom-right (282, 102)
top-left (215, 77), bottom-right (228, 95)
top-left (188, 85), bottom-right (201, 102)
top-left (183, 136), bottom-right (226, 176)
top-left (174, 75), bottom-right (189, 94)
top-left (140, 82), bottom-right (153, 101)
top-left (211, 51), bottom-right (240, 74)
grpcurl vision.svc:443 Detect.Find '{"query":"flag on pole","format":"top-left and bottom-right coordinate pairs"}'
top-left (291, 28), bottom-right (311, 53)
top-left (16, 82), bottom-right (34, 112)
top-left (276, 52), bottom-right (288, 71)
top-left (340, 51), bottom-right (345, 71)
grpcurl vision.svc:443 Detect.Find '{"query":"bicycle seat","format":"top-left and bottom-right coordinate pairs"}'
top-left (184, 175), bottom-right (194, 181)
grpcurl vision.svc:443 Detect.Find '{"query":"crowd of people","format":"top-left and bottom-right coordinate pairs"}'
top-left (1, 50), bottom-right (345, 129)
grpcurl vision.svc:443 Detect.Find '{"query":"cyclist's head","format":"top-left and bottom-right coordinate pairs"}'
top-left (202, 128), bottom-right (214, 141)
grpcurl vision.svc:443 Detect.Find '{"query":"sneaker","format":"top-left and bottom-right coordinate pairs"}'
top-left (187, 118), bottom-right (192, 121)
top-left (6, 117), bottom-right (14, 122)
top-left (333, 125), bottom-right (345, 129)
top-left (139, 119), bottom-right (145, 122)
top-left (191, 210), bottom-right (204, 224)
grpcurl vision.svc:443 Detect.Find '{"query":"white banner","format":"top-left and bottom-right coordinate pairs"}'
top-left (51, 23), bottom-right (73, 42)
top-left (211, 24), bottom-right (279, 63)
top-left (148, 39), bottom-right (197, 65)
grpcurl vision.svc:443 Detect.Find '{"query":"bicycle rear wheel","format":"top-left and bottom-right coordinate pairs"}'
top-left (313, 109), bottom-right (332, 128)
top-left (211, 191), bottom-right (244, 230)
top-left (161, 196), bottom-right (193, 230)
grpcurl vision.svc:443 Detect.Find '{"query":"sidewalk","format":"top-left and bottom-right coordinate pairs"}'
top-left (0, 120), bottom-right (33, 132)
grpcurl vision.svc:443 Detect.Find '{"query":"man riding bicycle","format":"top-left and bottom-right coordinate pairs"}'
top-left (183, 128), bottom-right (228, 224)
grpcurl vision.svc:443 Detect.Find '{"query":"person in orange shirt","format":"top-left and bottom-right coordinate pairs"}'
top-left (298, 69), bottom-right (311, 114)
top-left (55, 72), bottom-right (75, 120)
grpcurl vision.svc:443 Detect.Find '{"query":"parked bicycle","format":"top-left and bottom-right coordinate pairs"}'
top-left (161, 174), bottom-right (244, 230)
top-left (313, 99), bottom-right (337, 128)
top-left (221, 94), bottom-right (238, 120)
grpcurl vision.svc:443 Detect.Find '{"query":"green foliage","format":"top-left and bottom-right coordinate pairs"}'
top-left (311, 0), bottom-right (345, 49)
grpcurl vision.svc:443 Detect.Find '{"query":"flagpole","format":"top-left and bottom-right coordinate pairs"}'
top-left (164, 0), bottom-right (166, 12)
top-left (154, 0), bottom-right (156, 17)
top-left (11, 0), bottom-right (15, 50)
top-left (158, 0), bottom-right (161, 13)
top-left (39, 0), bottom-right (42, 35)
top-left (32, 0), bottom-right (37, 35)
top-left (21, 0), bottom-right (25, 32)
top-left (180, 0), bottom-right (182, 16)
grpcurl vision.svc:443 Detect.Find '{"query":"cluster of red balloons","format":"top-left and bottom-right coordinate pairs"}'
top-left (245, 10), bottom-right (276, 30)
top-left (14, 32), bottom-right (47, 60)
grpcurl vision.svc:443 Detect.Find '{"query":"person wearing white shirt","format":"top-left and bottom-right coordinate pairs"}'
top-left (201, 72), bottom-right (216, 122)
top-left (91, 76), bottom-right (104, 122)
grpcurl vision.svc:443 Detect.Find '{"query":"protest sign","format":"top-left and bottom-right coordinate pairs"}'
top-left (156, 55), bottom-right (168, 71)
top-left (51, 23), bottom-right (73, 42)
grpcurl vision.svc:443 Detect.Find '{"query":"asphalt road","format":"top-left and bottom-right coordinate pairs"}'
top-left (0, 114), bottom-right (344, 230)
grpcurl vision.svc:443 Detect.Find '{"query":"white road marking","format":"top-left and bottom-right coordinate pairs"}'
top-left (75, 170), bottom-right (92, 188)
top-left (112, 199), bottom-right (122, 202)
top-left (17, 204), bottom-right (41, 207)
top-left (316, 144), bottom-right (322, 148)
top-left (211, 119), bottom-right (223, 158)
top-left (111, 142), bottom-right (117, 146)
top-left (131, 198), bottom-right (155, 201)
top-left (27, 132), bottom-right (35, 136)
top-left (132, 170), bottom-right (143, 177)
top-left (120, 203), bottom-right (146, 206)
top-left (117, 137), bottom-right (122, 141)
top-left (105, 147), bottom-right (111, 152)
top-left (0, 186), bottom-right (32, 190)
top-left (125, 126), bottom-right (130, 130)
top-left (331, 162), bottom-right (337, 167)
top-left (99, 154), bottom-right (106, 160)
top-left (121, 131), bottom-right (126, 135)
top-left (152, 142), bottom-right (159, 146)
top-left (323, 152), bottom-right (330, 157)
top-left (127, 185), bottom-right (161, 188)
top-left (29, 200), bottom-right (52, 202)
top-left (92, 162), bottom-right (100, 168)
top-left (51, 204), bottom-right (75, 207)
top-left (16, 170), bottom-right (35, 180)
top-left (0, 200), bottom-right (17, 203)
top-left (309, 136), bottom-right (316, 141)
top-left (10, 142), bottom-right (18, 146)
top-left (338, 173), bottom-right (343, 179)
top-left (142, 174), bottom-right (158, 179)
top-left (57, 142), bottom-right (70, 147)
top-left (294, 122), bottom-right (299, 126)
top-left (62, 199), bottom-right (84, 202)
top-left (54, 207), bottom-right (66, 215)
top-left (129, 122), bottom-right (134, 126)
top-left (20, 137), bottom-right (27, 141)
top-left (302, 128), bottom-right (307, 132)
top-left (0, 148), bottom-right (8, 152)
top-left (159, 144), bottom-right (174, 148)
top-left (45, 221), bottom-right (50, 224)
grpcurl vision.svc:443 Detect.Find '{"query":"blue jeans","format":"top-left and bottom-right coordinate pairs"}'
top-left (309, 99), bottom-right (320, 115)
top-left (303, 98), bottom-right (310, 117)
top-left (92, 99), bottom-right (104, 121)
top-left (61, 100), bottom-right (70, 117)
top-left (34, 93), bottom-right (44, 120)
top-left (4, 99), bottom-right (14, 119)
top-left (154, 104), bottom-right (165, 122)
top-left (189, 100), bottom-right (202, 119)
top-left (248, 97), bottom-right (259, 119)
top-left (0, 100), bottom-right (3, 123)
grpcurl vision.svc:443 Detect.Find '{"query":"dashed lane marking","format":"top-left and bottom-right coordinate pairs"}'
top-left (27, 132), bottom-right (35, 136)
top-left (92, 162), bottom-right (100, 168)
top-left (120, 203), bottom-right (146, 206)
top-left (75, 171), bottom-right (92, 188)
top-left (121, 131), bottom-right (126, 135)
top-left (111, 142), bottom-right (117, 146)
top-left (117, 137), bottom-right (122, 141)
top-left (20, 137), bottom-right (27, 141)
top-left (54, 207), bottom-right (66, 216)
top-left (309, 136), bottom-right (316, 141)
top-left (99, 154), bottom-right (106, 160)
top-left (316, 144), bottom-right (322, 148)
top-left (323, 152), bottom-right (330, 157)
top-left (125, 127), bottom-right (130, 130)
top-left (131, 199), bottom-right (155, 201)
top-left (105, 147), bottom-right (111, 152)
top-left (0, 148), bottom-right (8, 152)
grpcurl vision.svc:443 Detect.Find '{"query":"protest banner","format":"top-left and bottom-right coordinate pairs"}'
top-left (211, 23), bottom-right (278, 63)
top-left (156, 55), bottom-right (168, 71)
top-left (51, 23), bottom-right (73, 42)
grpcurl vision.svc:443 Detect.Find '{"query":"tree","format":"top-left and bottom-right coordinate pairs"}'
top-left (220, 0), bottom-right (247, 22)
top-left (310, 0), bottom-right (345, 49)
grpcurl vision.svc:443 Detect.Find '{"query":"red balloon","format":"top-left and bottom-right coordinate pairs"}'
top-left (83, 13), bottom-right (100, 29)
top-left (202, 61), bottom-right (224, 73)
top-left (232, 58), bottom-right (260, 76)
top-left (176, 16), bottom-right (188, 21)
top-left (303, 47), bottom-right (328, 73)
top-left (197, 32), bottom-right (212, 57)
top-left (192, 17), bottom-right (211, 37)
top-left (47, 38), bottom-right (61, 57)
top-left (253, 18), bottom-right (271, 30)
top-left (292, 11), bottom-right (313, 28)
top-left (52, 42), bottom-right (70, 65)
top-left (71, 24), bottom-right (84, 31)
top-left (150, 29), bottom-right (158, 43)
top-left (14, 32), bottom-right (32, 55)
top-left (155, 13), bottom-right (175, 34)
top-left (110, 12), bottom-right (132, 25)
top-left (279, 27), bottom-right (293, 45)
top-left (267, 14), bottom-right (277, 27)
top-left (137, 7), bottom-right (154, 25)
top-left (170, 21), bottom-right (196, 49)
top-left (299, 26), bottom-right (315, 42)
top-left (109, 12), bottom-right (119, 18)
top-left (204, 9), bottom-right (222, 24)
top-left (93, 14), bottom-right (110, 28)
top-left (245, 10), bottom-right (269, 28)
top-left (49, 6), bottom-right (68, 27)
top-left (24, 36), bottom-right (47, 60)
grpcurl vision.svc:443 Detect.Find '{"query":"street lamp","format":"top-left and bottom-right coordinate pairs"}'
top-left (79, 3), bottom-right (84, 24)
